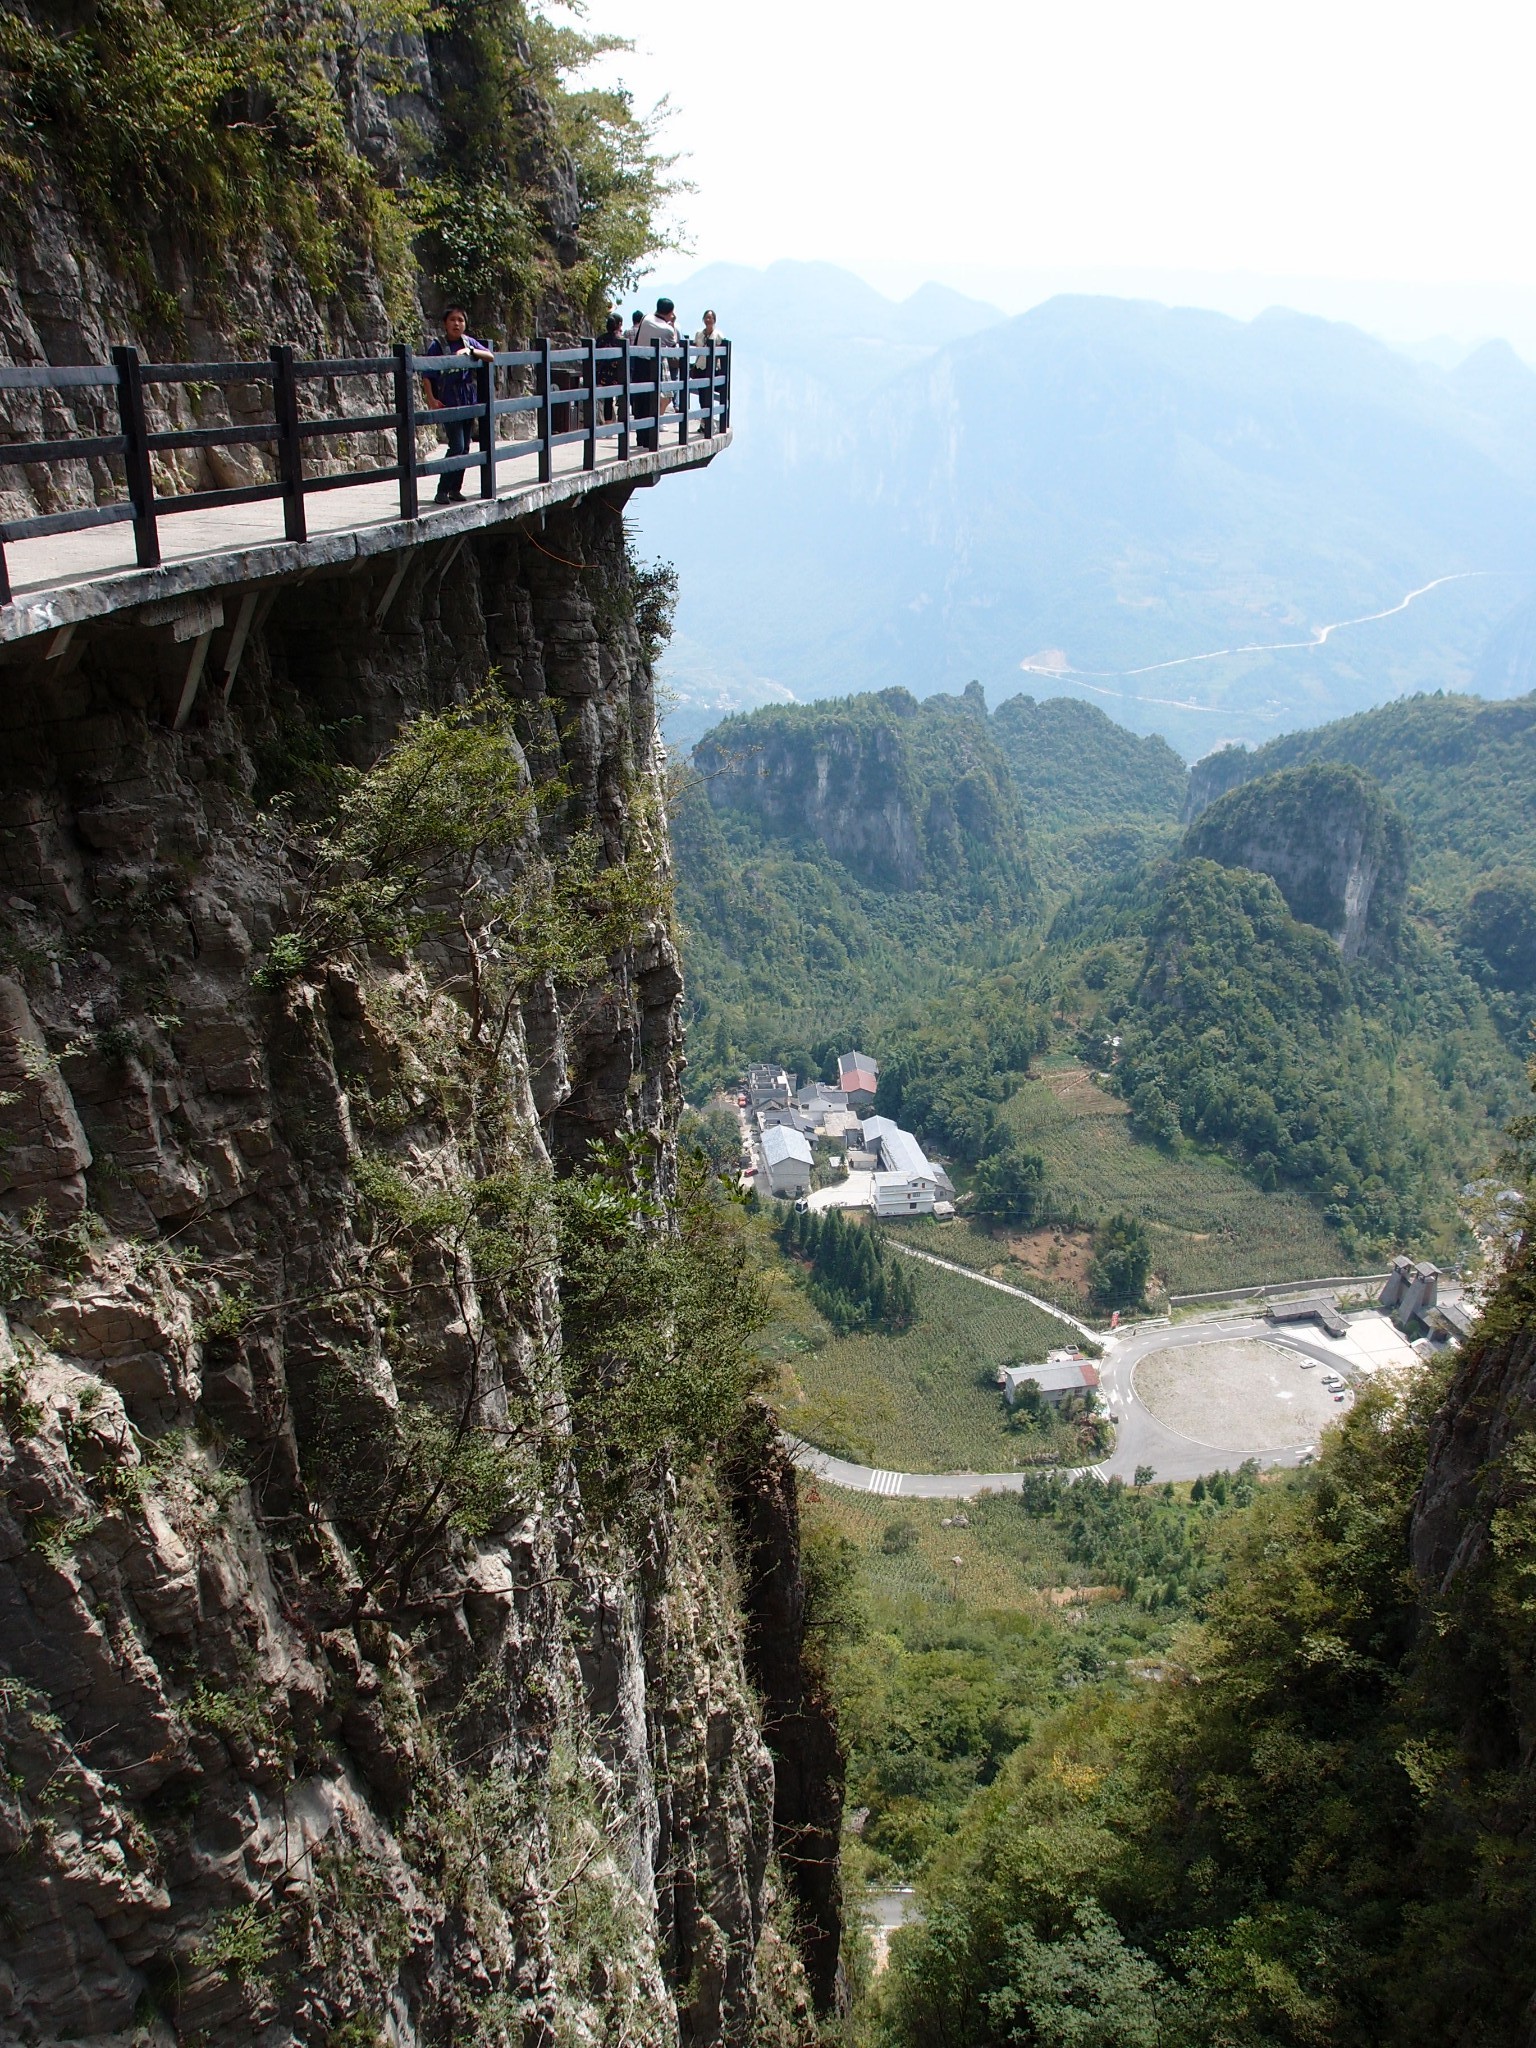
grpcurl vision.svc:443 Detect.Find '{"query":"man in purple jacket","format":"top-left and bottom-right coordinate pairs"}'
top-left (424, 307), bottom-right (494, 501)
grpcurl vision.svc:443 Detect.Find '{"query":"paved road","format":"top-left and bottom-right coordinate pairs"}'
top-left (789, 1313), bottom-right (1352, 1496)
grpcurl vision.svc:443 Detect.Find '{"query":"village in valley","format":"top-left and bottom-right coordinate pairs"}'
top-left (724, 1046), bottom-right (1489, 1479)
top-left (736, 1050), bottom-right (957, 1217)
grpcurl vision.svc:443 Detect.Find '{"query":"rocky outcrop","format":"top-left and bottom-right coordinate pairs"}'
top-left (0, 495), bottom-right (823, 2044)
top-left (727, 1405), bottom-right (845, 2017)
top-left (1182, 761), bottom-right (1408, 955)
top-left (693, 684), bottom-right (1034, 907)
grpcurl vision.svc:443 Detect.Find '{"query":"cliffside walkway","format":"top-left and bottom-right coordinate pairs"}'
top-left (0, 337), bottom-right (731, 643)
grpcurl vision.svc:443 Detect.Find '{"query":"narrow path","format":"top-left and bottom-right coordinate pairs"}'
top-left (888, 1242), bottom-right (1104, 1344)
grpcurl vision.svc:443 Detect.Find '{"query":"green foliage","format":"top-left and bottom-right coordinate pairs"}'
top-left (1087, 1213), bottom-right (1150, 1310)
top-left (778, 1206), bottom-right (918, 1335)
top-left (972, 1140), bottom-right (1048, 1227)
top-left (0, 0), bottom-right (676, 329)
top-left (0, 1203), bottom-right (99, 1306)
top-left (0, 0), bottom-right (421, 309)
top-left (1192, 690), bottom-right (1536, 917)
top-left (269, 693), bottom-right (661, 1044)
top-left (679, 1098), bottom-right (742, 1179)
top-left (194, 1900), bottom-right (279, 1983)
top-left (557, 1151), bottom-right (769, 1511)
top-left (1015, 1464), bottom-right (1258, 1612)
top-left (989, 696), bottom-right (1188, 833)
top-left (417, 0), bottom-right (682, 323)
top-left (1112, 858), bottom-right (1516, 1255)
top-left (0, 1360), bottom-right (44, 1438)
top-left (298, 1343), bottom-right (527, 1617)
top-left (870, 1250), bottom-right (1536, 2048)
top-left (1185, 762), bottom-right (1409, 943)
top-left (675, 689), bottom-right (1047, 1107)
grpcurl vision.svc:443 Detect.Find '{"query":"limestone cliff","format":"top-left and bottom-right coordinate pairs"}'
top-left (1182, 761), bottom-right (1408, 957)
top-left (692, 684), bottom-right (1034, 908)
top-left (0, 495), bottom-right (830, 2045)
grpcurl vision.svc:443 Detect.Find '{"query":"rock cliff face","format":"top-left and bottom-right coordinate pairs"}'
top-left (0, 0), bottom-right (598, 529)
top-left (1183, 762), bottom-right (1408, 956)
top-left (692, 684), bottom-right (1034, 906)
top-left (0, 496), bottom-right (829, 2044)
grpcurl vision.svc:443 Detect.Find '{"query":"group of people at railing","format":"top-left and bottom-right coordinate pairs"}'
top-left (421, 295), bottom-right (722, 501)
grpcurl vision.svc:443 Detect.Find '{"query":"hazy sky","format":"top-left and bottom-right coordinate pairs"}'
top-left (582, 0), bottom-right (1536, 293)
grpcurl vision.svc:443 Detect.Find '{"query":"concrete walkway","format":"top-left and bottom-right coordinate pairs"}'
top-left (2, 420), bottom-right (726, 643)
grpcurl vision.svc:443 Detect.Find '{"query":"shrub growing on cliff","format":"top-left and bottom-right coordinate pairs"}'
top-left (266, 693), bottom-right (662, 1044)
top-left (0, 0), bottom-right (678, 327)
top-left (558, 1149), bottom-right (769, 1511)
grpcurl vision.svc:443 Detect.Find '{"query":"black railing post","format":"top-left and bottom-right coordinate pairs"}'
top-left (478, 357), bottom-right (497, 500)
top-left (112, 344), bottom-right (160, 568)
top-left (678, 337), bottom-right (690, 447)
top-left (619, 340), bottom-right (631, 461)
top-left (584, 335), bottom-right (598, 472)
top-left (393, 342), bottom-right (418, 519)
top-left (705, 338), bottom-right (716, 436)
top-left (722, 339), bottom-right (732, 430)
top-left (538, 340), bottom-right (554, 483)
top-left (270, 344), bottom-right (306, 542)
top-left (0, 536), bottom-right (11, 605)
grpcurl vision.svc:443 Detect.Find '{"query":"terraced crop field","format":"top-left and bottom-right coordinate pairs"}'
top-left (774, 1262), bottom-right (1090, 1472)
top-left (1004, 1065), bottom-right (1346, 1296)
top-left (879, 1215), bottom-right (1094, 1317)
top-left (801, 1485), bottom-right (1080, 1611)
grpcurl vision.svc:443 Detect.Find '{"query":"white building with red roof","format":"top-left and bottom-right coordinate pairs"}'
top-left (837, 1050), bottom-right (879, 1107)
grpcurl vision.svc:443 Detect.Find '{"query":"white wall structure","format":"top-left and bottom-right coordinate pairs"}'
top-left (860, 1116), bottom-right (953, 1215)
top-left (761, 1122), bottom-right (813, 1197)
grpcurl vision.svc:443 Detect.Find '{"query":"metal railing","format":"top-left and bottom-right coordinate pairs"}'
top-left (0, 335), bottom-right (732, 604)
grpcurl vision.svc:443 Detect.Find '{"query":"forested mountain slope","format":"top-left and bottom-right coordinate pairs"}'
top-left (641, 291), bottom-right (1536, 752)
top-left (1187, 692), bottom-right (1536, 1043)
top-left (875, 1088), bottom-right (1536, 2047)
top-left (680, 688), bottom-right (1524, 1262)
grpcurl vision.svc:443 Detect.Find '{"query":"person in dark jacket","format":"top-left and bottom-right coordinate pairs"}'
top-left (423, 306), bottom-right (493, 502)
top-left (595, 311), bottom-right (625, 422)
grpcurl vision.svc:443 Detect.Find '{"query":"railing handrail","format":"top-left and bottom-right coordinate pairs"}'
top-left (0, 334), bottom-right (727, 395)
top-left (0, 335), bottom-right (732, 605)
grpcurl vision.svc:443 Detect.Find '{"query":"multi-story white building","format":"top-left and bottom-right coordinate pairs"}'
top-left (860, 1116), bottom-right (954, 1217)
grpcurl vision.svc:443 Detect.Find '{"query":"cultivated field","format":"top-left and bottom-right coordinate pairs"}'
top-left (802, 1484), bottom-right (1090, 1611)
top-left (879, 1214), bottom-right (1095, 1317)
top-left (774, 1261), bottom-right (1090, 1472)
top-left (1003, 1064), bottom-right (1347, 1296)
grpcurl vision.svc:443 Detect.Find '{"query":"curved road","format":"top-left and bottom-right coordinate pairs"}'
top-left (789, 1313), bottom-right (1352, 1496)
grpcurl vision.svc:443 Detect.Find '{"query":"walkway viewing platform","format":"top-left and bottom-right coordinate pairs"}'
top-left (0, 336), bottom-right (731, 646)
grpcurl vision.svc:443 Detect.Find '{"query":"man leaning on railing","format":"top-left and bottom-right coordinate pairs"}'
top-left (423, 306), bottom-right (493, 503)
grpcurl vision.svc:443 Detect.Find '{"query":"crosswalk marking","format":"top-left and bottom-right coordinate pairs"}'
top-left (867, 1468), bottom-right (904, 1496)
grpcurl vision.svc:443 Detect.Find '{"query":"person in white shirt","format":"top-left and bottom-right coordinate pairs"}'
top-left (634, 297), bottom-right (680, 447)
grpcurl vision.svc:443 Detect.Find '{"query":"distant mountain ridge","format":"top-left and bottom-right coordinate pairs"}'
top-left (633, 268), bottom-right (1536, 754)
